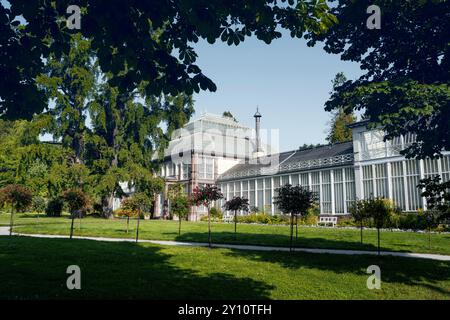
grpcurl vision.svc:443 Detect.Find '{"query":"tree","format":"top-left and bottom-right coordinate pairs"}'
top-left (61, 189), bottom-right (89, 239)
top-left (418, 176), bottom-right (450, 221)
top-left (87, 81), bottom-right (190, 216)
top-left (273, 184), bottom-right (317, 251)
top-left (0, 184), bottom-right (33, 235)
top-left (349, 200), bottom-right (368, 244)
top-left (309, 0), bottom-right (450, 159)
top-left (32, 196), bottom-right (46, 217)
top-left (418, 175), bottom-right (450, 248)
top-left (191, 184), bottom-right (224, 248)
top-left (123, 193), bottom-right (151, 242)
top-left (120, 198), bottom-right (139, 234)
top-left (36, 34), bottom-right (97, 164)
top-left (1, 1), bottom-right (336, 120)
top-left (364, 198), bottom-right (393, 255)
top-left (224, 196), bottom-right (250, 238)
top-left (222, 111), bottom-right (237, 122)
top-left (171, 195), bottom-right (190, 235)
top-left (326, 73), bottom-right (356, 144)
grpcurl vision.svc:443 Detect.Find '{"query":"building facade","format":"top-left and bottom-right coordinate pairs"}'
top-left (156, 113), bottom-right (450, 219)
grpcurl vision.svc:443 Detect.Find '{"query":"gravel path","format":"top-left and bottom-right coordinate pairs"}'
top-left (1, 226), bottom-right (449, 261)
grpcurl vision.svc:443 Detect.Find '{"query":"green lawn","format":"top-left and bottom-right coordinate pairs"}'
top-left (1, 213), bottom-right (450, 255)
top-left (1, 236), bottom-right (449, 299)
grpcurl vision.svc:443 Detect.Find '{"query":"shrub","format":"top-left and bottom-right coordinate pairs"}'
top-left (32, 196), bottom-right (47, 213)
top-left (61, 189), bottom-right (90, 217)
top-left (210, 207), bottom-right (223, 219)
top-left (300, 213), bottom-right (318, 226)
top-left (46, 198), bottom-right (64, 217)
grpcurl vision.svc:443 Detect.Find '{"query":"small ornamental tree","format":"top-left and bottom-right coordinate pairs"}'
top-left (365, 198), bottom-right (392, 255)
top-left (418, 175), bottom-right (450, 248)
top-left (224, 196), bottom-right (250, 238)
top-left (61, 189), bottom-right (89, 239)
top-left (171, 194), bottom-right (190, 235)
top-left (124, 193), bottom-right (150, 242)
top-left (32, 196), bottom-right (47, 217)
top-left (349, 200), bottom-right (368, 244)
top-left (274, 184), bottom-right (317, 251)
top-left (191, 184), bottom-right (223, 248)
top-left (120, 198), bottom-right (138, 234)
top-left (0, 184), bottom-right (33, 235)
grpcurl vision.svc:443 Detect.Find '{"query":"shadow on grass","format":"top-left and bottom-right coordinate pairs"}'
top-left (0, 236), bottom-right (273, 299)
top-left (175, 231), bottom-right (389, 252)
top-left (222, 248), bottom-right (450, 296)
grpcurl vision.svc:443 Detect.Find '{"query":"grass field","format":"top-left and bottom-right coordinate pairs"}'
top-left (1, 212), bottom-right (450, 255)
top-left (1, 236), bottom-right (449, 299)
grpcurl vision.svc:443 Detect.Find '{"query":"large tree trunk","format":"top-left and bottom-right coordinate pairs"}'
top-left (101, 193), bottom-right (115, 219)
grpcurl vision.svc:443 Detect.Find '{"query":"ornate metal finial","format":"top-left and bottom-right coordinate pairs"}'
top-left (254, 106), bottom-right (261, 118)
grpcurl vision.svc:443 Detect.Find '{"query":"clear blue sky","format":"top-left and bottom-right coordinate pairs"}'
top-left (192, 33), bottom-right (363, 151)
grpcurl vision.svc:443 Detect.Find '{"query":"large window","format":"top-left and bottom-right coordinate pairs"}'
top-left (424, 158), bottom-right (440, 178)
top-left (257, 179), bottom-right (264, 212)
top-left (197, 157), bottom-right (214, 180)
top-left (321, 171), bottom-right (332, 214)
top-left (362, 165), bottom-right (374, 198)
top-left (333, 170), bottom-right (345, 214)
top-left (273, 176), bottom-right (280, 213)
top-left (264, 178), bottom-right (272, 214)
top-left (374, 163), bottom-right (388, 198)
top-left (299, 173), bottom-right (309, 187)
top-left (311, 172), bottom-right (320, 204)
top-left (182, 163), bottom-right (191, 179)
top-left (442, 156), bottom-right (450, 183)
top-left (291, 174), bottom-right (299, 186)
top-left (405, 160), bottom-right (421, 210)
top-left (344, 168), bottom-right (356, 211)
top-left (249, 180), bottom-right (256, 208)
top-left (391, 162), bottom-right (406, 210)
top-left (242, 181), bottom-right (249, 202)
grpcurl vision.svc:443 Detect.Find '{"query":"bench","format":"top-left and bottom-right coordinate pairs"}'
top-left (223, 214), bottom-right (234, 223)
top-left (317, 216), bottom-right (338, 227)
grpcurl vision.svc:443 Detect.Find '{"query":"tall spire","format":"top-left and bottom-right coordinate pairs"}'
top-left (254, 106), bottom-right (262, 153)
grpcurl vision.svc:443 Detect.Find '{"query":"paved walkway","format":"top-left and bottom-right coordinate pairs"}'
top-left (1, 226), bottom-right (449, 261)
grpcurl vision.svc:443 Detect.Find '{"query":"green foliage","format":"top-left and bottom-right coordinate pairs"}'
top-left (1, 1), bottom-right (336, 119)
top-left (171, 195), bottom-right (190, 220)
top-left (209, 207), bottom-right (223, 219)
top-left (45, 198), bottom-right (64, 217)
top-left (121, 193), bottom-right (152, 217)
top-left (222, 111), bottom-right (237, 122)
top-left (36, 34), bottom-right (97, 163)
top-left (418, 175), bottom-right (450, 221)
top-left (32, 196), bottom-right (47, 213)
top-left (326, 73), bottom-right (355, 144)
top-left (310, 1), bottom-right (450, 159)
